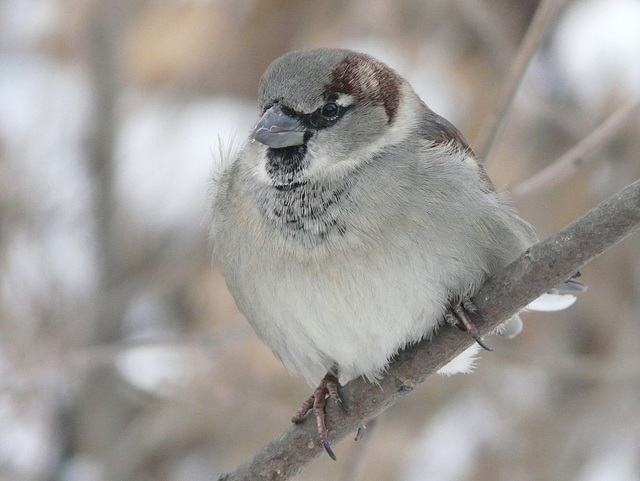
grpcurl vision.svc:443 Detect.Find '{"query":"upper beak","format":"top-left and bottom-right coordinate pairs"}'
top-left (252, 104), bottom-right (307, 148)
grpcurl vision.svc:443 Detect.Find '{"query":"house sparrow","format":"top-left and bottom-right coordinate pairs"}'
top-left (209, 48), bottom-right (583, 459)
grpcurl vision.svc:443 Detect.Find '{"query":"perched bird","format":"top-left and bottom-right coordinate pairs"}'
top-left (209, 48), bottom-right (583, 459)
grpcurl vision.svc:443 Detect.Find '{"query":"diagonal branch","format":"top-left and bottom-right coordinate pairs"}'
top-left (219, 178), bottom-right (640, 481)
top-left (511, 97), bottom-right (640, 201)
top-left (474, 0), bottom-right (568, 162)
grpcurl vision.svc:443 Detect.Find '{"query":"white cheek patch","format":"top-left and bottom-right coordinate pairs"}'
top-left (246, 142), bottom-right (278, 186)
top-left (304, 84), bottom-right (422, 179)
top-left (255, 161), bottom-right (273, 185)
top-left (357, 83), bottom-right (422, 155)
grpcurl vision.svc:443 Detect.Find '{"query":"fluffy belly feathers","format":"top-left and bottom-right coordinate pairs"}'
top-left (223, 237), bottom-right (455, 385)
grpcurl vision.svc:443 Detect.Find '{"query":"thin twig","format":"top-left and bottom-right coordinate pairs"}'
top-left (511, 97), bottom-right (640, 201)
top-left (474, 0), bottom-right (567, 162)
top-left (219, 178), bottom-right (640, 481)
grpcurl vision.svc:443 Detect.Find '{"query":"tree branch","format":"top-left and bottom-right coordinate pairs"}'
top-left (511, 97), bottom-right (640, 201)
top-left (473, 0), bottom-right (567, 162)
top-left (219, 178), bottom-right (640, 481)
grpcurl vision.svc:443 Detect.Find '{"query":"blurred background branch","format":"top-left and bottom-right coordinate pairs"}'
top-left (473, 0), bottom-right (568, 161)
top-left (512, 96), bottom-right (640, 200)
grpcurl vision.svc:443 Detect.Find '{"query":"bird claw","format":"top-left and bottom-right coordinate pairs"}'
top-left (446, 296), bottom-right (492, 351)
top-left (335, 396), bottom-right (348, 415)
top-left (469, 326), bottom-right (493, 351)
top-left (291, 370), bottom-right (346, 461)
top-left (322, 436), bottom-right (337, 461)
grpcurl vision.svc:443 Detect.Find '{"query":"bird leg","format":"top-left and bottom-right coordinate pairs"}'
top-left (291, 368), bottom-right (347, 461)
top-left (445, 296), bottom-right (493, 351)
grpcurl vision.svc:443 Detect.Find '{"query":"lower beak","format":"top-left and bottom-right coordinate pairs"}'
top-left (252, 104), bottom-right (307, 148)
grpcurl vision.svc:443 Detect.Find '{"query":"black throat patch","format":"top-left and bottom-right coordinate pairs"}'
top-left (255, 176), bottom-right (351, 248)
top-left (265, 144), bottom-right (309, 186)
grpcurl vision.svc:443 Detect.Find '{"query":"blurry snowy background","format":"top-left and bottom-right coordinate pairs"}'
top-left (1, 0), bottom-right (640, 480)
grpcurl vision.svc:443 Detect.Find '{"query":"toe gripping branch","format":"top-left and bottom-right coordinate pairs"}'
top-left (445, 296), bottom-right (493, 351)
top-left (291, 370), bottom-right (347, 461)
top-left (291, 296), bottom-right (490, 461)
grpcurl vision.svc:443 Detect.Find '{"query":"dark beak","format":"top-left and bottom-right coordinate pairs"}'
top-left (252, 104), bottom-right (307, 148)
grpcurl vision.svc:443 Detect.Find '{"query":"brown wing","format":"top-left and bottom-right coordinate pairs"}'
top-left (420, 108), bottom-right (473, 153)
top-left (419, 107), bottom-right (495, 192)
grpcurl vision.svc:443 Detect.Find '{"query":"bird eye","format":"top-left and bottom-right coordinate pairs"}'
top-left (320, 102), bottom-right (340, 119)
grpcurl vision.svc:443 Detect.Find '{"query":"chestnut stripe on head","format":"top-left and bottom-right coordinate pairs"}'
top-left (326, 53), bottom-right (401, 123)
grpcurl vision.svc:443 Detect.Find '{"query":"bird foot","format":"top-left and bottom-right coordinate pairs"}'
top-left (291, 370), bottom-right (346, 461)
top-left (445, 296), bottom-right (492, 351)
